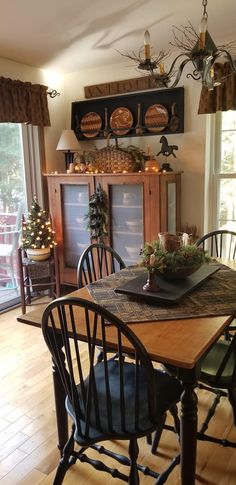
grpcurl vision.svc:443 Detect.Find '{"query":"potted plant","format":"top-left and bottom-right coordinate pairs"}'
top-left (21, 197), bottom-right (57, 261)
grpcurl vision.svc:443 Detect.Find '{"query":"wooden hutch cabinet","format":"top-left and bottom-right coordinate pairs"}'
top-left (46, 172), bottom-right (182, 286)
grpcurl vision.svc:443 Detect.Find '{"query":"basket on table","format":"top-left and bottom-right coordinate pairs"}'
top-left (94, 135), bottom-right (135, 173)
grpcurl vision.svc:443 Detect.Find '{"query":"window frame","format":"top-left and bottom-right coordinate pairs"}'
top-left (204, 112), bottom-right (236, 233)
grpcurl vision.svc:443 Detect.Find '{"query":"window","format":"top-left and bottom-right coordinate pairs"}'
top-left (0, 123), bottom-right (26, 213)
top-left (205, 111), bottom-right (236, 232)
top-left (216, 112), bottom-right (236, 230)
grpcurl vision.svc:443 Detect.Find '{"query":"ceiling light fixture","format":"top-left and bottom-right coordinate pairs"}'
top-left (121, 0), bottom-right (236, 91)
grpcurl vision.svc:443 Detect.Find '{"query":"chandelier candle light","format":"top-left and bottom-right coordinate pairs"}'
top-left (121, 0), bottom-right (236, 91)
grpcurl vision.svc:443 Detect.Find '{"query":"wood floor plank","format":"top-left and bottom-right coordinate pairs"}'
top-left (17, 469), bottom-right (47, 485)
top-left (0, 305), bottom-right (236, 484)
top-left (22, 411), bottom-right (55, 438)
top-left (0, 448), bottom-right (27, 479)
top-left (0, 432), bottom-right (28, 462)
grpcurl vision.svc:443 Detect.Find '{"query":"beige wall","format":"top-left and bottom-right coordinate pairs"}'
top-left (0, 56), bottom-right (206, 235)
top-left (63, 60), bottom-right (206, 236)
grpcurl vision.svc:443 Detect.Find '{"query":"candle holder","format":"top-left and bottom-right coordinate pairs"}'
top-left (143, 270), bottom-right (160, 292)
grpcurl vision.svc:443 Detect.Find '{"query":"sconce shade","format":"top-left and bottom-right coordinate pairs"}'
top-left (56, 129), bottom-right (80, 170)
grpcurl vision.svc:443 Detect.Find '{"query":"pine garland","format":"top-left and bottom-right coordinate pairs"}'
top-left (141, 240), bottom-right (208, 273)
top-left (21, 196), bottom-right (56, 249)
top-left (84, 184), bottom-right (108, 242)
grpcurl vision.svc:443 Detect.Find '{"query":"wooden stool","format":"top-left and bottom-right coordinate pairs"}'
top-left (17, 246), bottom-right (60, 314)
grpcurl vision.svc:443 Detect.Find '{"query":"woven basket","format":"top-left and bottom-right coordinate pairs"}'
top-left (94, 135), bottom-right (135, 173)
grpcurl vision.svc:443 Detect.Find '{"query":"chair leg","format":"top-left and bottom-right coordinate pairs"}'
top-left (53, 425), bottom-right (75, 485)
top-left (199, 390), bottom-right (222, 434)
top-left (146, 433), bottom-right (152, 445)
top-left (96, 348), bottom-right (104, 363)
top-left (169, 404), bottom-right (180, 437)
top-left (228, 386), bottom-right (236, 426)
top-left (151, 413), bottom-right (167, 454)
top-left (128, 438), bottom-right (139, 485)
top-left (151, 405), bottom-right (180, 455)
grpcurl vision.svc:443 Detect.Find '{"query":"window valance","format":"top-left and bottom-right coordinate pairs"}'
top-left (0, 76), bottom-right (51, 126)
top-left (198, 62), bottom-right (236, 114)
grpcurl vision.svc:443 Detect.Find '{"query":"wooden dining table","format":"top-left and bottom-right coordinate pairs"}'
top-left (17, 265), bottom-right (235, 485)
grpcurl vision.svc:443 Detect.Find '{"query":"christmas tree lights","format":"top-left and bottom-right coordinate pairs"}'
top-left (21, 197), bottom-right (57, 250)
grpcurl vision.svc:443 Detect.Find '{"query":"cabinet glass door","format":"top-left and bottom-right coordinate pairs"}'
top-left (62, 184), bottom-right (90, 268)
top-left (110, 184), bottom-right (143, 266)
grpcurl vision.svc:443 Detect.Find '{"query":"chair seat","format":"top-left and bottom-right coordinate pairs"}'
top-left (200, 340), bottom-right (236, 388)
top-left (0, 243), bottom-right (14, 257)
top-left (66, 359), bottom-right (183, 445)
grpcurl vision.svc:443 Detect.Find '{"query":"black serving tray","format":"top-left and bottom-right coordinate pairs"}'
top-left (114, 264), bottom-right (220, 304)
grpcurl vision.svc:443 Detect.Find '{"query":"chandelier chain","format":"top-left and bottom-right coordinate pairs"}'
top-left (202, 0), bottom-right (208, 17)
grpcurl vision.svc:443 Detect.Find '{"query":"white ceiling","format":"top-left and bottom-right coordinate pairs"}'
top-left (1, 0), bottom-right (235, 74)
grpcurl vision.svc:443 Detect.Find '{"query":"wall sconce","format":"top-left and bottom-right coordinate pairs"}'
top-left (56, 130), bottom-right (80, 170)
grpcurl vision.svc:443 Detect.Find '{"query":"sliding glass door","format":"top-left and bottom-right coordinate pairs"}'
top-left (0, 123), bottom-right (27, 310)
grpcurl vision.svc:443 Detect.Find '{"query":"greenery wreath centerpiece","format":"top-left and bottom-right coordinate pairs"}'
top-left (141, 238), bottom-right (209, 280)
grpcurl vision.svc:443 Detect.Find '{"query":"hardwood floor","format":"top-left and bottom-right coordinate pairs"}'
top-left (0, 305), bottom-right (236, 484)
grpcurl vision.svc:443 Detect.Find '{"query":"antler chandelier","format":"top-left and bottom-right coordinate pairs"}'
top-left (120, 0), bottom-right (236, 91)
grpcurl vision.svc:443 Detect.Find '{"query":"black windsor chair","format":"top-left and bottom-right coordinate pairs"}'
top-left (77, 242), bottom-right (126, 362)
top-left (42, 296), bottom-right (183, 484)
top-left (77, 242), bottom-right (181, 453)
top-left (77, 242), bottom-right (126, 288)
top-left (196, 229), bottom-right (236, 259)
top-left (152, 314), bottom-right (236, 453)
top-left (151, 230), bottom-right (236, 453)
top-left (196, 229), bottom-right (236, 339)
top-left (196, 318), bottom-right (236, 448)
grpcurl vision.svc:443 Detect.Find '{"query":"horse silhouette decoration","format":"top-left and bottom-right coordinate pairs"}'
top-left (156, 136), bottom-right (178, 158)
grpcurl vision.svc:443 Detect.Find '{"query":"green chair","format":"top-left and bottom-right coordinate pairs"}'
top-left (152, 314), bottom-right (236, 453)
top-left (197, 319), bottom-right (236, 448)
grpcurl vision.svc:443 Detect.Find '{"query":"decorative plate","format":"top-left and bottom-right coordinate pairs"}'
top-left (110, 107), bottom-right (133, 136)
top-left (80, 112), bottom-right (102, 138)
top-left (144, 104), bottom-right (169, 133)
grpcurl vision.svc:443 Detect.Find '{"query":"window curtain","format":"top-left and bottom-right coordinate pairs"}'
top-left (198, 62), bottom-right (236, 114)
top-left (0, 77), bottom-right (51, 126)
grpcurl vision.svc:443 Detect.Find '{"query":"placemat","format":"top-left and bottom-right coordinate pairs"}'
top-left (87, 265), bottom-right (236, 323)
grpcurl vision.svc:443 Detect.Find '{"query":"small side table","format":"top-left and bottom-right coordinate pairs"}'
top-left (17, 247), bottom-right (60, 314)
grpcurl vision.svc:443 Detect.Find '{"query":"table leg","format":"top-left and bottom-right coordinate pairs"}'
top-left (179, 371), bottom-right (198, 485)
top-left (52, 334), bottom-right (68, 456)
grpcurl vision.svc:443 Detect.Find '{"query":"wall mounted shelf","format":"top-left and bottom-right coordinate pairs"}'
top-left (71, 87), bottom-right (184, 141)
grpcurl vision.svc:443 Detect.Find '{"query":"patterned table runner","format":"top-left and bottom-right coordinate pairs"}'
top-left (87, 265), bottom-right (236, 323)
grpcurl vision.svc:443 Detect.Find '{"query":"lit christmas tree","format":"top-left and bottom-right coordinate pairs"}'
top-left (21, 196), bottom-right (56, 250)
